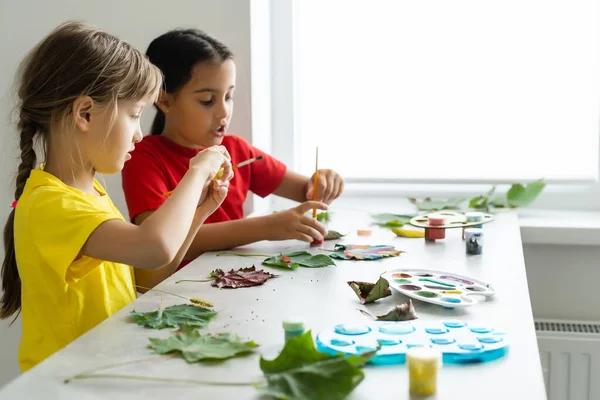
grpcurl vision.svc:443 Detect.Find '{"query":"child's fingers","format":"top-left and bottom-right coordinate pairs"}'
top-left (293, 232), bottom-right (314, 243)
top-left (296, 201), bottom-right (328, 214)
top-left (322, 174), bottom-right (336, 203)
top-left (299, 214), bottom-right (328, 237)
top-left (296, 224), bottom-right (323, 241)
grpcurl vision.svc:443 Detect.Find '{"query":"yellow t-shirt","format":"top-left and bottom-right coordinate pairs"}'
top-left (14, 170), bottom-right (136, 372)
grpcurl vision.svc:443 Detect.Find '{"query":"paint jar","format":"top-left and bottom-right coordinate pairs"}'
top-left (465, 228), bottom-right (484, 255)
top-left (282, 317), bottom-right (306, 342)
top-left (465, 211), bottom-right (484, 228)
top-left (407, 347), bottom-right (442, 396)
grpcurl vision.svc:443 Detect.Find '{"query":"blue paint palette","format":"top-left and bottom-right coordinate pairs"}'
top-left (381, 268), bottom-right (495, 308)
top-left (316, 320), bottom-right (508, 365)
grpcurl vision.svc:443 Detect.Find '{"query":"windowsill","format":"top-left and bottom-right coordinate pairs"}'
top-left (517, 209), bottom-right (600, 246)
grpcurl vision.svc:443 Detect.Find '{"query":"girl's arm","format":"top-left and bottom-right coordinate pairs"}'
top-left (273, 170), bottom-right (345, 204)
top-left (132, 200), bottom-right (328, 289)
top-left (82, 148), bottom-right (230, 270)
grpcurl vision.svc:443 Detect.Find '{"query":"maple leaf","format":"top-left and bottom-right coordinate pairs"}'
top-left (259, 331), bottom-right (373, 400)
top-left (130, 304), bottom-right (217, 329)
top-left (324, 230), bottom-right (346, 241)
top-left (210, 266), bottom-right (277, 289)
top-left (347, 277), bottom-right (391, 304)
top-left (148, 325), bottom-right (258, 362)
top-left (263, 251), bottom-right (335, 269)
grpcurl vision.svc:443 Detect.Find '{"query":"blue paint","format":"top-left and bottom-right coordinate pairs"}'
top-left (431, 337), bottom-right (456, 345)
top-left (425, 327), bottom-right (449, 334)
top-left (444, 321), bottom-right (467, 328)
top-left (441, 297), bottom-right (461, 304)
top-left (330, 338), bottom-right (354, 346)
top-left (378, 338), bottom-right (401, 346)
top-left (478, 336), bottom-right (503, 344)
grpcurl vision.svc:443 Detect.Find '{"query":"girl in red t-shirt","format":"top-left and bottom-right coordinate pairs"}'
top-left (121, 28), bottom-right (344, 288)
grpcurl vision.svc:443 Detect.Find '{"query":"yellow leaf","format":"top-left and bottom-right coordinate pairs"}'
top-left (392, 228), bottom-right (425, 238)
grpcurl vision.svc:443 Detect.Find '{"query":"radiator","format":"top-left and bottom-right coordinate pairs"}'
top-left (535, 319), bottom-right (600, 400)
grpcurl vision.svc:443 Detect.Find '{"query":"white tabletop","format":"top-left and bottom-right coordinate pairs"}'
top-left (0, 209), bottom-right (547, 400)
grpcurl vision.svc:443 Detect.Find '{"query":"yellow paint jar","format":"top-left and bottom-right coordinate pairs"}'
top-left (407, 347), bottom-right (442, 396)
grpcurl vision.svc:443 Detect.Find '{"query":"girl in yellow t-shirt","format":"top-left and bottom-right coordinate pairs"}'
top-left (0, 21), bottom-right (233, 372)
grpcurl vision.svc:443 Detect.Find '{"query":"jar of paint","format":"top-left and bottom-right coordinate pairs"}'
top-left (465, 228), bottom-right (484, 255)
top-left (407, 347), bottom-right (442, 396)
top-left (282, 317), bottom-right (306, 342)
top-left (465, 211), bottom-right (484, 228)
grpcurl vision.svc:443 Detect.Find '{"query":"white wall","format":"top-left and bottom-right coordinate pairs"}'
top-left (0, 0), bottom-right (253, 386)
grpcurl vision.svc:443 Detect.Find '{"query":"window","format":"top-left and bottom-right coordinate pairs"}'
top-left (290, 0), bottom-right (600, 184)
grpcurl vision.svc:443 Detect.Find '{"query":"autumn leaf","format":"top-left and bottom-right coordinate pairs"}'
top-left (347, 277), bottom-right (391, 304)
top-left (148, 325), bottom-right (258, 362)
top-left (330, 244), bottom-right (404, 260)
top-left (371, 213), bottom-right (414, 229)
top-left (263, 251), bottom-right (336, 269)
top-left (376, 300), bottom-right (417, 321)
top-left (210, 266), bottom-right (277, 289)
top-left (259, 331), bottom-right (373, 400)
top-left (324, 230), bottom-right (345, 241)
top-left (130, 304), bottom-right (217, 329)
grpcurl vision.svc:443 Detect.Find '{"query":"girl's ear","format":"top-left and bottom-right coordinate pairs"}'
top-left (156, 90), bottom-right (173, 114)
top-left (73, 96), bottom-right (94, 132)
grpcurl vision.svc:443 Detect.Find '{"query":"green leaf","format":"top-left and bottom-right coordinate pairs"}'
top-left (324, 230), bottom-right (346, 240)
top-left (371, 214), bottom-right (414, 228)
top-left (408, 197), bottom-right (466, 211)
top-left (130, 304), bottom-right (217, 329)
top-left (263, 252), bottom-right (336, 269)
top-left (506, 179), bottom-right (545, 207)
top-left (347, 277), bottom-right (391, 304)
top-left (259, 331), bottom-right (372, 400)
top-left (316, 212), bottom-right (332, 222)
top-left (148, 325), bottom-right (258, 362)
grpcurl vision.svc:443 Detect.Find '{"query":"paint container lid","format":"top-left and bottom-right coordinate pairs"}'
top-left (465, 211), bottom-right (485, 222)
top-left (407, 347), bottom-right (442, 366)
top-left (282, 317), bottom-right (305, 332)
top-left (464, 228), bottom-right (484, 238)
top-left (428, 215), bottom-right (446, 226)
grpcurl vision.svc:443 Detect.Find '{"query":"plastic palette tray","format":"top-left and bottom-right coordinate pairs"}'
top-left (316, 320), bottom-right (508, 365)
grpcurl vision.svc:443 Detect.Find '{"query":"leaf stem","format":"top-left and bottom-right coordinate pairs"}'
top-left (65, 373), bottom-right (261, 387)
top-left (216, 251), bottom-right (272, 258)
top-left (136, 285), bottom-right (213, 308)
top-left (175, 279), bottom-right (213, 284)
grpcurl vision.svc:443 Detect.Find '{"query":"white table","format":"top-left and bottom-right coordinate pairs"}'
top-left (0, 209), bottom-right (548, 399)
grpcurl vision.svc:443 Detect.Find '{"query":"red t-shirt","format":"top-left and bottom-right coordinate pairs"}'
top-left (121, 134), bottom-right (287, 224)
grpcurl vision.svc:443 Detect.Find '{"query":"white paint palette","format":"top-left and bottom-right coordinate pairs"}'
top-left (381, 268), bottom-right (495, 308)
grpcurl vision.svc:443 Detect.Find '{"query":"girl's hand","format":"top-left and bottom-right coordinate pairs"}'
top-left (305, 169), bottom-right (344, 204)
top-left (197, 179), bottom-right (230, 218)
top-left (265, 201), bottom-right (328, 242)
top-left (189, 145), bottom-right (233, 181)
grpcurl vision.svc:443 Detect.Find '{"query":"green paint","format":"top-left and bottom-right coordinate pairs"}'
top-left (416, 291), bottom-right (439, 298)
top-left (418, 278), bottom-right (455, 287)
top-left (394, 279), bottom-right (412, 284)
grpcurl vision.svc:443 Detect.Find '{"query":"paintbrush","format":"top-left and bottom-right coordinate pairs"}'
top-left (312, 146), bottom-right (319, 218)
top-left (162, 155), bottom-right (263, 197)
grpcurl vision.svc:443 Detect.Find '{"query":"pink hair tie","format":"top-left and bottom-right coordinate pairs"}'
top-left (10, 200), bottom-right (17, 209)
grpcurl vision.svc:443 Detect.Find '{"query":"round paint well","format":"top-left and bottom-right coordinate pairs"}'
top-left (478, 336), bottom-right (503, 344)
top-left (377, 338), bottom-right (401, 346)
top-left (416, 291), bottom-right (438, 298)
top-left (431, 337), bottom-right (456, 345)
top-left (444, 321), bottom-right (467, 328)
top-left (425, 327), bottom-right (449, 335)
top-left (334, 324), bottom-right (371, 336)
top-left (394, 273), bottom-right (412, 278)
top-left (406, 344), bottom-right (426, 349)
top-left (356, 345), bottom-right (377, 353)
top-left (394, 279), bottom-right (412, 284)
top-left (379, 323), bottom-right (415, 335)
top-left (470, 327), bottom-right (493, 334)
top-left (400, 284), bottom-right (421, 291)
top-left (414, 273), bottom-right (433, 277)
top-left (330, 338), bottom-right (354, 347)
top-left (459, 343), bottom-right (483, 351)
top-left (441, 297), bottom-right (461, 304)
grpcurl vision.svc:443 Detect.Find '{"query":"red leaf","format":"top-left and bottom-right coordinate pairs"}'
top-left (210, 266), bottom-right (277, 289)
